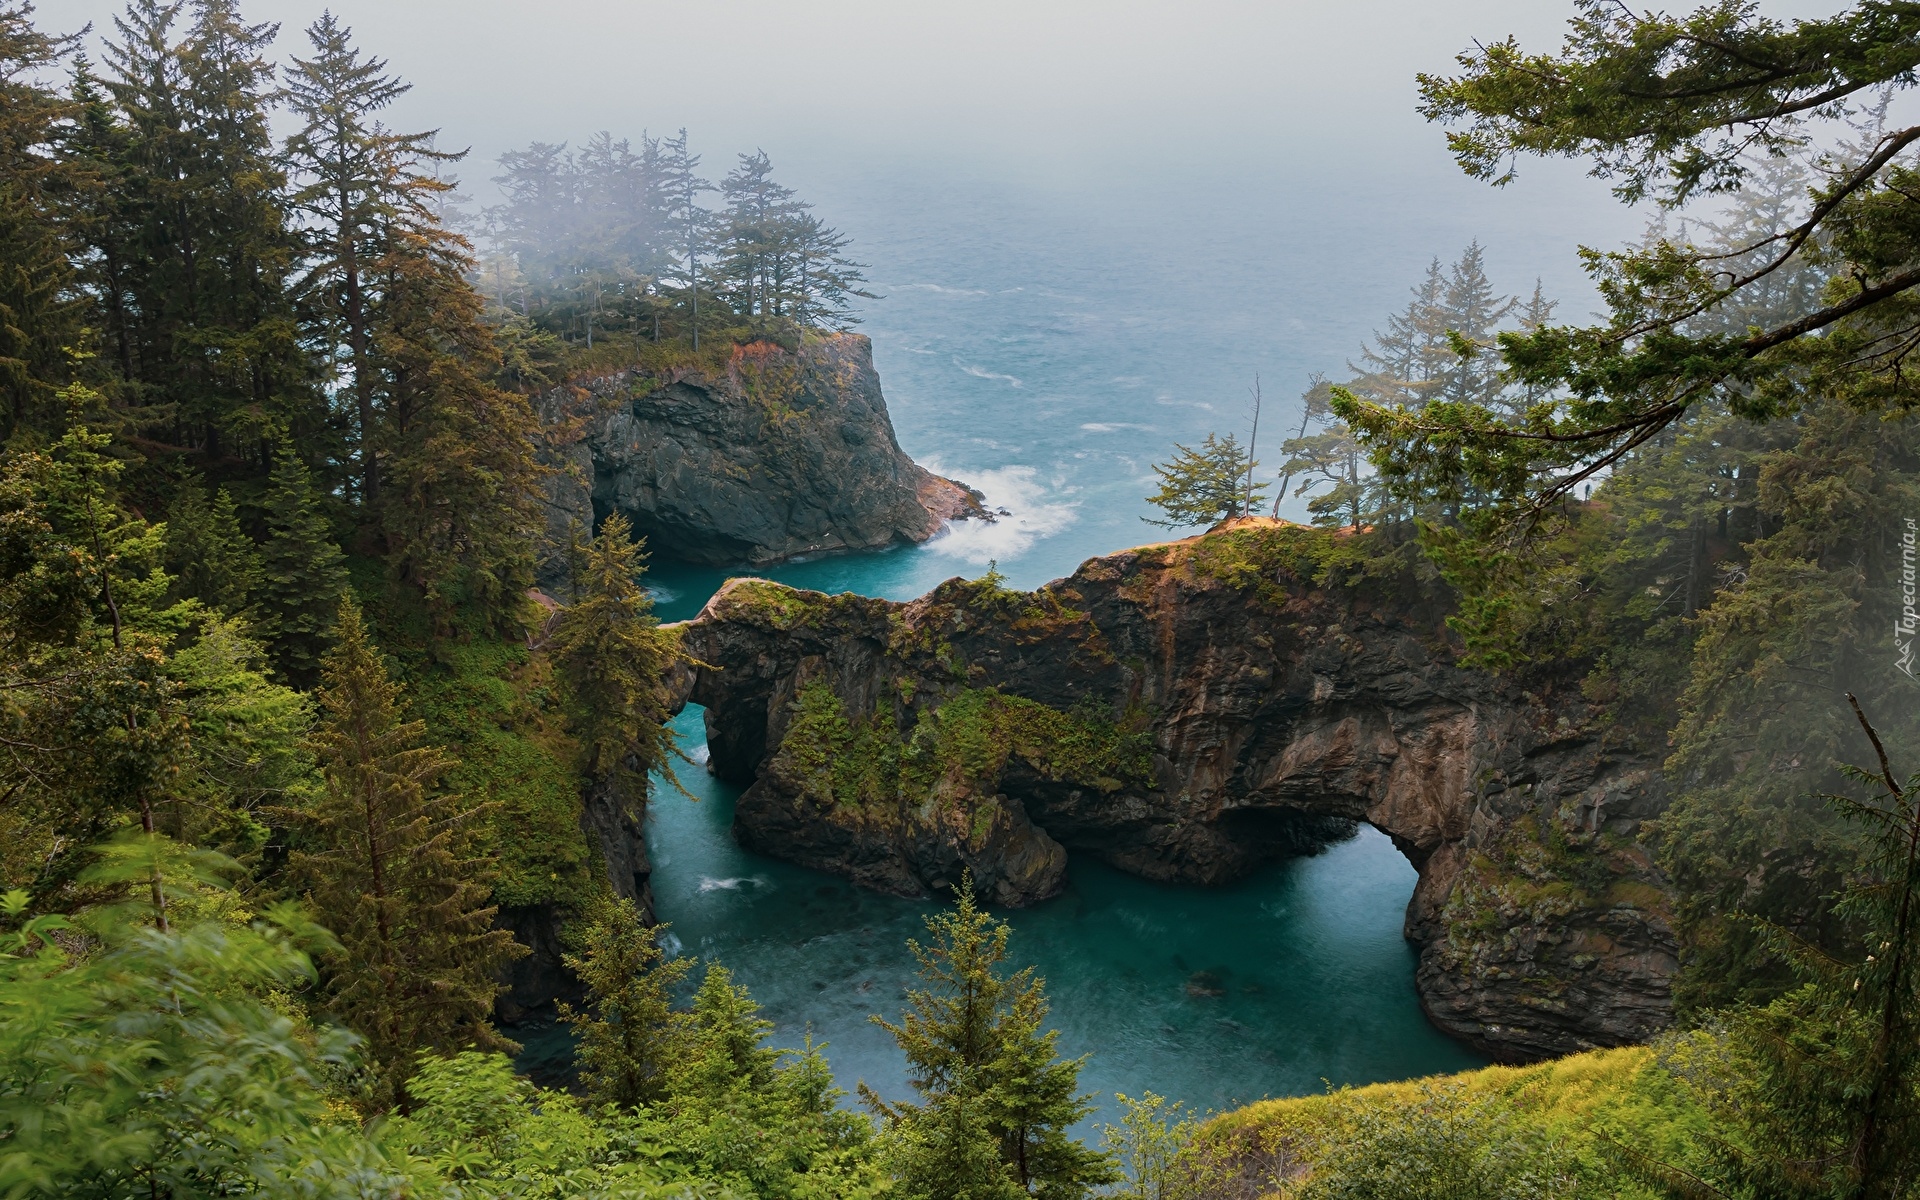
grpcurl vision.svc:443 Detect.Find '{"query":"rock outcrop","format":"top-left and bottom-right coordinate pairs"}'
top-left (671, 519), bottom-right (1677, 1062)
top-left (537, 333), bottom-right (981, 572)
top-left (495, 776), bottom-right (654, 1024)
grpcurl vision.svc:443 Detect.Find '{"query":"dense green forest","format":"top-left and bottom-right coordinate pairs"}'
top-left (6, 0), bottom-right (1920, 1196)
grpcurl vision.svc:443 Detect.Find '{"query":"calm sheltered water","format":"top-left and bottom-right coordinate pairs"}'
top-left (640, 705), bottom-right (1484, 1131)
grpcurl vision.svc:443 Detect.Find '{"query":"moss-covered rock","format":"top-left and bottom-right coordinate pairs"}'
top-left (677, 518), bottom-right (1676, 1062)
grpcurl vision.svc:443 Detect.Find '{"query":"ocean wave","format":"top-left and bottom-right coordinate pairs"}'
top-left (957, 359), bottom-right (1022, 387)
top-left (696, 875), bottom-right (770, 894)
top-left (920, 464), bottom-right (1077, 565)
top-left (1079, 422), bottom-right (1154, 433)
top-left (895, 282), bottom-right (988, 296)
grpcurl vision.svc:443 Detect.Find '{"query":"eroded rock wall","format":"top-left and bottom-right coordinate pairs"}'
top-left (537, 333), bottom-right (980, 573)
top-left (671, 519), bottom-right (1677, 1061)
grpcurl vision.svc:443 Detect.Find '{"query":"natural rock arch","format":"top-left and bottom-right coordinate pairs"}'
top-left (672, 521), bottom-right (1676, 1061)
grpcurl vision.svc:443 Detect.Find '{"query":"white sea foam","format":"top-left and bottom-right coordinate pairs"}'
top-left (646, 584), bottom-right (678, 605)
top-left (957, 359), bottom-right (1022, 387)
top-left (895, 282), bottom-right (988, 296)
top-left (690, 743), bottom-right (711, 766)
top-left (696, 875), bottom-right (769, 894)
top-left (921, 464), bottom-right (1077, 565)
top-left (1079, 422), bottom-right (1154, 433)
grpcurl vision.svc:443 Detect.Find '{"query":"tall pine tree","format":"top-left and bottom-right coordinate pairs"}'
top-left (253, 448), bottom-right (345, 687)
top-left (869, 880), bottom-right (1115, 1199)
top-left (288, 597), bottom-right (523, 1108)
top-left (556, 895), bottom-right (688, 1109)
top-left (0, 3), bottom-right (83, 438)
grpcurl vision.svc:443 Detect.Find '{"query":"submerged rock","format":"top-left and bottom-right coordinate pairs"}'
top-left (537, 333), bottom-right (982, 574)
top-left (670, 518), bottom-right (1677, 1062)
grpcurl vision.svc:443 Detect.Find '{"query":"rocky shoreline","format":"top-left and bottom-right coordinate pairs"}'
top-left (536, 333), bottom-right (983, 578)
top-left (667, 519), bottom-right (1678, 1062)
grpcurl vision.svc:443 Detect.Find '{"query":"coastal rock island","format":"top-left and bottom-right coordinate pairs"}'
top-left (537, 332), bottom-right (982, 571)
top-left (671, 518), bottom-right (1677, 1062)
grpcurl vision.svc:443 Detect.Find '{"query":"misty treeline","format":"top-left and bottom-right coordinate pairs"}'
top-left (1146, 242), bottom-right (1555, 532)
top-left (483, 132), bottom-right (873, 347)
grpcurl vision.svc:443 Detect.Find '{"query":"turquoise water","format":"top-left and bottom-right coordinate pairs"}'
top-left (626, 170), bottom-right (1536, 1125)
top-left (642, 712), bottom-right (1483, 1131)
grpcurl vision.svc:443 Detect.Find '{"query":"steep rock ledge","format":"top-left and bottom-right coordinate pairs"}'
top-left (537, 333), bottom-right (981, 572)
top-left (670, 520), bottom-right (1677, 1061)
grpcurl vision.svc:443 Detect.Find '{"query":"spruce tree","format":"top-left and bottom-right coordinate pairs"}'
top-left (253, 449), bottom-right (345, 687)
top-left (284, 11), bottom-right (430, 507)
top-left (550, 512), bottom-right (681, 796)
top-left (557, 895), bottom-right (688, 1109)
top-left (288, 597), bottom-right (523, 1108)
top-left (163, 478), bottom-right (257, 615)
top-left (98, 0), bottom-right (310, 454)
top-left (1142, 434), bottom-right (1262, 529)
top-left (673, 962), bottom-right (779, 1100)
top-left (0, 5), bottom-right (83, 439)
top-left (871, 880), bottom-right (1114, 1199)
top-left (985, 979), bottom-right (1115, 1198)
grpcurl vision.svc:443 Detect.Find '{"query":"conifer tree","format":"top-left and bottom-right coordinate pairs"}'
top-left (0, 3), bottom-right (83, 439)
top-left (673, 962), bottom-right (779, 1100)
top-left (97, 0), bottom-right (310, 453)
top-left (984, 977), bottom-right (1113, 1198)
top-left (550, 512), bottom-right (681, 796)
top-left (285, 11), bottom-right (433, 507)
top-left (286, 14), bottom-right (542, 631)
top-left (556, 896), bottom-right (688, 1109)
top-left (1143, 434), bottom-right (1262, 529)
top-left (253, 449), bottom-right (345, 687)
top-left (163, 478), bottom-right (257, 615)
top-left (659, 129), bottom-right (712, 349)
top-left (871, 880), bottom-right (1114, 1199)
top-left (288, 597), bottom-right (523, 1108)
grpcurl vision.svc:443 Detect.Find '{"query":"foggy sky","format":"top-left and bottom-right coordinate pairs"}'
top-left (23, 1), bottom-right (1830, 189)
top-left (22, 0), bottom-right (1860, 369)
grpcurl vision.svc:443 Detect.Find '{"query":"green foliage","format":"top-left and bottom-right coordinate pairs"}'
top-left (1100, 1092), bottom-right (1208, 1200)
top-left (552, 512), bottom-right (683, 793)
top-left (253, 449), bottom-right (348, 688)
top-left (286, 597), bottom-right (524, 1108)
top-left (393, 1051), bottom-right (720, 1199)
top-left (1143, 433), bottom-right (1263, 530)
top-left (868, 881), bottom-right (1117, 1200)
top-left (1289, 1083), bottom-right (1577, 1200)
top-left (776, 683), bottom-right (1154, 819)
top-left (560, 897), bottom-right (691, 1109)
top-left (1345, 1), bottom-right (1920, 523)
top-left (162, 479), bottom-right (258, 616)
top-left (0, 885), bottom-right (404, 1200)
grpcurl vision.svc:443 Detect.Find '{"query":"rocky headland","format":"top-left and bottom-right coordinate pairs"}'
top-left (536, 333), bottom-right (982, 574)
top-left (669, 519), bottom-right (1678, 1062)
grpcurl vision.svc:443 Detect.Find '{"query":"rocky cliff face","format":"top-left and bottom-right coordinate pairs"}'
top-left (537, 333), bottom-right (981, 572)
top-left (495, 776), bottom-right (654, 1025)
top-left (671, 519), bottom-right (1677, 1062)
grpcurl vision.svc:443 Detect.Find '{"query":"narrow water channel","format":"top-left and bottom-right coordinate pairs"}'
top-left (641, 705), bottom-right (1485, 1130)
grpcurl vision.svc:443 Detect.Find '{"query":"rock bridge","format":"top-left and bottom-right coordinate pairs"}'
top-left (669, 519), bottom-right (1676, 1062)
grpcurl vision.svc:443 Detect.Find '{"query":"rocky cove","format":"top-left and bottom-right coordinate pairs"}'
top-left (662, 520), bottom-right (1678, 1063)
top-left (500, 334), bottom-right (1677, 1075)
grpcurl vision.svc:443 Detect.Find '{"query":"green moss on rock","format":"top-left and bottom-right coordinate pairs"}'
top-left (773, 682), bottom-right (1155, 816)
